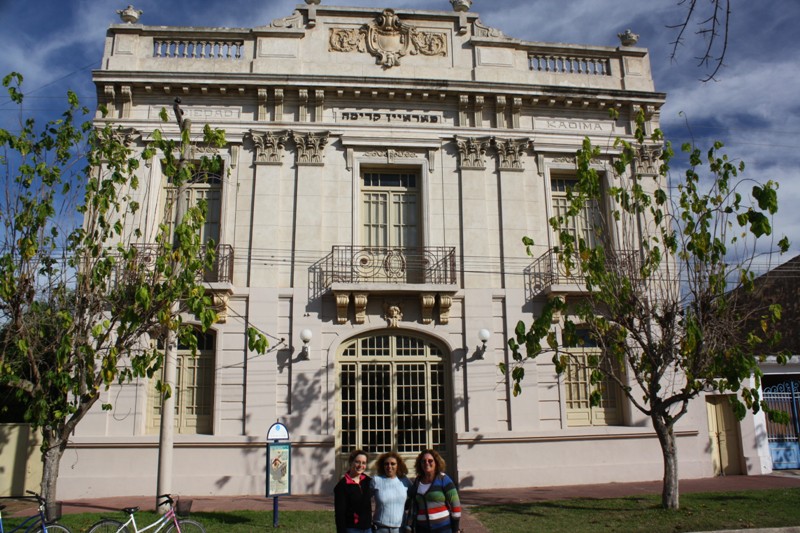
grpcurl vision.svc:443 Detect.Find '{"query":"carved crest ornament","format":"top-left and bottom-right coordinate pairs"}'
top-left (329, 9), bottom-right (447, 68)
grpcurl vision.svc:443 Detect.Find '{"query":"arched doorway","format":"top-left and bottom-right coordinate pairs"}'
top-left (336, 331), bottom-right (452, 473)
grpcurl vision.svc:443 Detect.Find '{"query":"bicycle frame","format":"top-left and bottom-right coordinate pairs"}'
top-left (115, 506), bottom-right (181, 533)
top-left (0, 493), bottom-right (56, 533)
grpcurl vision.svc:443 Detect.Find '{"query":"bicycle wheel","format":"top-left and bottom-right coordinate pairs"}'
top-left (32, 524), bottom-right (72, 533)
top-left (166, 518), bottom-right (206, 533)
top-left (87, 519), bottom-right (130, 533)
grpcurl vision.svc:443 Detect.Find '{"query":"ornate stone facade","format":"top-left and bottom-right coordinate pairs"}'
top-left (69, 0), bottom-right (730, 506)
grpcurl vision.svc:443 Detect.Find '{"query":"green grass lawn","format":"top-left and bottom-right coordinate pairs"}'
top-left (471, 488), bottom-right (800, 533)
top-left (14, 487), bottom-right (800, 532)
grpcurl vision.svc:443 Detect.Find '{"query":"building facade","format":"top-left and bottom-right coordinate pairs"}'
top-left (57, 1), bottom-right (768, 499)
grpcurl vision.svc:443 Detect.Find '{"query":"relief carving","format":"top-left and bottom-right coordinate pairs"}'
top-left (353, 293), bottom-right (368, 324)
top-left (270, 10), bottom-right (304, 29)
top-left (329, 28), bottom-right (365, 53)
top-left (636, 145), bottom-right (663, 175)
top-left (250, 130), bottom-right (289, 164)
top-left (329, 9), bottom-right (447, 68)
top-left (455, 136), bottom-right (491, 170)
top-left (494, 137), bottom-right (529, 170)
top-left (293, 131), bottom-right (329, 165)
top-left (473, 18), bottom-right (505, 38)
top-left (363, 148), bottom-right (417, 161)
top-left (384, 302), bottom-right (403, 328)
top-left (110, 127), bottom-right (141, 147)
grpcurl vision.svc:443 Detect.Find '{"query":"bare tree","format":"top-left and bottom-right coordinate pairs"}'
top-left (669, 0), bottom-right (731, 81)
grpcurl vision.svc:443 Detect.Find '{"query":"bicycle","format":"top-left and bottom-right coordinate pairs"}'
top-left (87, 494), bottom-right (204, 533)
top-left (0, 491), bottom-right (71, 533)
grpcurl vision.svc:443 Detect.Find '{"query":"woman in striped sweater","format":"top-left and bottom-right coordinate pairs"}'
top-left (407, 449), bottom-right (462, 533)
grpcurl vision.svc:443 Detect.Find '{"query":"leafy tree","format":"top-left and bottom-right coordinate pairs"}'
top-left (0, 73), bottom-right (267, 516)
top-left (506, 109), bottom-right (790, 510)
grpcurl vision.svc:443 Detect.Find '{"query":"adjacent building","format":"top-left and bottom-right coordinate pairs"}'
top-left (54, 0), bottom-right (773, 499)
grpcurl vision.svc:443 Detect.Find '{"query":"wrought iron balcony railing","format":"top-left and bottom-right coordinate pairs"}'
top-left (310, 245), bottom-right (457, 298)
top-left (526, 248), bottom-right (640, 298)
top-left (116, 243), bottom-right (234, 285)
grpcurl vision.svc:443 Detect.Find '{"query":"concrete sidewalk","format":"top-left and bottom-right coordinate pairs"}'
top-left (6, 471), bottom-right (800, 532)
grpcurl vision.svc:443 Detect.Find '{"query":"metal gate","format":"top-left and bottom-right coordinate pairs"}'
top-left (763, 380), bottom-right (800, 469)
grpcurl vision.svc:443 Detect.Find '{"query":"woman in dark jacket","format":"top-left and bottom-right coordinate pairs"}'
top-left (334, 449), bottom-right (373, 533)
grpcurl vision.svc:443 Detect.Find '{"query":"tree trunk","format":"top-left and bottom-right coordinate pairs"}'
top-left (652, 414), bottom-right (679, 509)
top-left (41, 431), bottom-right (66, 521)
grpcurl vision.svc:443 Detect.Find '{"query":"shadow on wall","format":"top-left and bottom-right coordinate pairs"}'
top-left (0, 424), bottom-right (42, 497)
top-left (214, 360), bottom-right (333, 496)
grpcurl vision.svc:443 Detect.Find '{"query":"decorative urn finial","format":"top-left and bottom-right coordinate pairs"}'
top-left (117, 5), bottom-right (143, 24)
top-left (305, 0), bottom-right (321, 4)
top-left (618, 29), bottom-right (639, 46)
top-left (451, 0), bottom-right (472, 12)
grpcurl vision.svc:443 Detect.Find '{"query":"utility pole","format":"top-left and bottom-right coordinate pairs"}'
top-left (156, 98), bottom-right (192, 514)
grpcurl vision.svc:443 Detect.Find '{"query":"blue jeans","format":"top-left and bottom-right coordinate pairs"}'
top-left (374, 527), bottom-right (401, 533)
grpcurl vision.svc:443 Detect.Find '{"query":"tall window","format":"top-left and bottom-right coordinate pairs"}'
top-left (361, 171), bottom-right (419, 248)
top-left (550, 176), bottom-right (603, 249)
top-left (164, 168), bottom-right (223, 246)
top-left (148, 329), bottom-right (215, 435)
top-left (338, 333), bottom-right (447, 465)
top-left (563, 329), bottom-right (622, 427)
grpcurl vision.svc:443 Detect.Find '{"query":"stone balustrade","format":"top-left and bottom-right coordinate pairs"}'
top-left (529, 54), bottom-right (611, 76)
top-left (153, 39), bottom-right (244, 59)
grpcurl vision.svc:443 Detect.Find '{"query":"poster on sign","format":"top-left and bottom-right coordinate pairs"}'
top-left (267, 442), bottom-right (291, 497)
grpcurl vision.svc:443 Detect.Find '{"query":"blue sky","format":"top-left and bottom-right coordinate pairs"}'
top-left (2, 0), bottom-right (798, 268)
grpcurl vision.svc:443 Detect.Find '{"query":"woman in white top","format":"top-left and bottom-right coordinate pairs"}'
top-left (371, 451), bottom-right (412, 533)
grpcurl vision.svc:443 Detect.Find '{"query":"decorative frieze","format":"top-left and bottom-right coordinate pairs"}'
top-left (329, 9), bottom-right (447, 68)
top-left (292, 131), bottom-right (329, 165)
top-left (250, 130), bottom-right (289, 164)
top-left (455, 136), bottom-right (491, 170)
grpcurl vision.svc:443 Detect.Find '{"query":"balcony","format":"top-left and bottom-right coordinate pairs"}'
top-left (124, 243), bottom-right (234, 284)
top-left (526, 248), bottom-right (640, 299)
top-left (310, 245), bottom-right (458, 325)
top-left (112, 243), bottom-right (235, 321)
